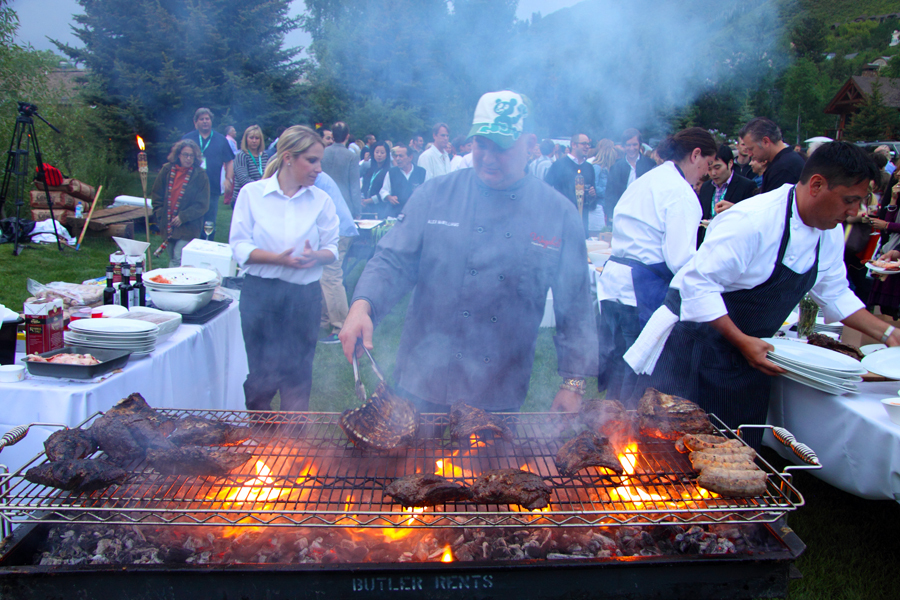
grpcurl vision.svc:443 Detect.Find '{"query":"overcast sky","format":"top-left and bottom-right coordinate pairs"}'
top-left (12, 0), bottom-right (581, 55)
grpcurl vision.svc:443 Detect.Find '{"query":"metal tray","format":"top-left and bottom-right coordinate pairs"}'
top-left (20, 346), bottom-right (131, 379)
top-left (180, 298), bottom-right (232, 324)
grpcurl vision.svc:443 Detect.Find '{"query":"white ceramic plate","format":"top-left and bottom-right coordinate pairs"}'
top-left (65, 331), bottom-right (156, 343)
top-left (143, 267), bottom-right (219, 286)
top-left (69, 318), bottom-right (158, 335)
top-left (861, 347), bottom-right (900, 380)
top-left (781, 370), bottom-right (856, 395)
top-left (866, 262), bottom-right (900, 275)
top-left (768, 356), bottom-right (863, 385)
top-left (767, 352), bottom-right (868, 377)
top-left (860, 343), bottom-right (888, 356)
top-left (120, 307), bottom-right (182, 336)
top-left (763, 338), bottom-right (865, 373)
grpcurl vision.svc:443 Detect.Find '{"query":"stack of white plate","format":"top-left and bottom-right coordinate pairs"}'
top-left (65, 318), bottom-right (160, 357)
top-left (763, 338), bottom-right (866, 395)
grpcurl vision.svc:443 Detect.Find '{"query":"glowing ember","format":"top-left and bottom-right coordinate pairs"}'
top-left (441, 545), bottom-right (453, 562)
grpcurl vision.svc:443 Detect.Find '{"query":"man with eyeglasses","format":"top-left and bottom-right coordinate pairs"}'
top-left (606, 128), bottom-right (656, 217)
top-left (544, 133), bottom-right (597, 237)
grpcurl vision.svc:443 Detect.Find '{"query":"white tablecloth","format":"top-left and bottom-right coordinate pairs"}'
top-left (766, 377), bottom-right (900, 501)
top-left (0, 302), bottom-right (248, 474)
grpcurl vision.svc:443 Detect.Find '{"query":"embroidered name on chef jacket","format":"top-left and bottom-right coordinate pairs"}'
top-left (427, 220), bottom-right (460, 227)
top-left (530, 232), bottom-right (561, 250)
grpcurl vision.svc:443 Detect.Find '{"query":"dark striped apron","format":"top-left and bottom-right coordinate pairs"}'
top-left (643, 187), bottom-right (819, 448)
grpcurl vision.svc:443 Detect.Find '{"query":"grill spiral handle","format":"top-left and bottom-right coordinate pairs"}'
top-left (0, 425), bottom-right (31, 453)
top-left (771, 426), bottom-right (820, 466)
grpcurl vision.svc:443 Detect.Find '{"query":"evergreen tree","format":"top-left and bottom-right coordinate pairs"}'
top-left (843, 79), bottom-right (900, 141)
top-left (54, 0), bottom-right (303, 158)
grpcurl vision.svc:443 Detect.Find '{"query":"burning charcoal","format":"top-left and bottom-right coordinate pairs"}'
top-left (449, 402), bottom-right (514, 442)
top-left (637, 388), bottom-right (716, 440)
top-left (25, 459), bottom-right (127, 493)
top-left (554, 430), bottom-right (623, 476)
top-left (166, 415), bottom-right (251, 447)
top-left (384, 473), bottom-right (473, 507)
top-left (145, 445), bottom-right (253, 476)
top-left (44, 428), bottom-right (98, 462)
top-left (340, 382), bottom-right (419, 451)
top-left (471, 468), bottom-right (552, 510)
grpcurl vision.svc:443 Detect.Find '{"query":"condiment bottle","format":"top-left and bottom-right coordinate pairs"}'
top-left (131, 261), bottom-right (146, 307)
top-left (103, 266), bottom-right (116, 305)
top-left (119, 263), bottom-right (132, 309)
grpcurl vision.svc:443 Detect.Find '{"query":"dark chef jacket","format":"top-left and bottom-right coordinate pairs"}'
top-left (352, 169), bottom-right (599, 410)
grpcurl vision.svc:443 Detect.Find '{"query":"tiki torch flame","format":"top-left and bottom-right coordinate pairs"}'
top-left (136, 135), bottom-right (145, 152)
top-left (136, 134), bottom-right (152, 268)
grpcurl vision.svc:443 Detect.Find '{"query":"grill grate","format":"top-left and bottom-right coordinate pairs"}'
top-left (0, 410), bottom-right (804, 529)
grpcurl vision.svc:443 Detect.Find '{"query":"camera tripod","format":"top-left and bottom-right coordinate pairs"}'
top-left (0, 102), bottom-right (64, 255)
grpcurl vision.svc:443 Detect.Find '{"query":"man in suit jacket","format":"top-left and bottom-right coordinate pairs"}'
top-left (697, 144), bottom-right (758, 245)
top-left (605, 128), bottom-right (656, 216)
top-left (321, 121), bottom-right (362, 218)
top-left (377, 143), bottom-right (426, 218)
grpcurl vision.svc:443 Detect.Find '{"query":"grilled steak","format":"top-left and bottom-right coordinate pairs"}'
top-left (167, 415), bottom-right (251, 447)
top-left (581, 399), bottom-right (633, 438)
top-left (806, 332), bottom-right (864, 361)
top-left (449, 402), bottom-right (513, 442)
top-left (554, 431), bottom-right (623, 476)
top-left (44, 428), bottom-right (98, 462)
top-left (89, 393), bottom-right (175, 465)
top-left (471, 469), bottom-right (551, 510)
top-left (145, 446), bottom-right (253, 476)
top-left (384, 474), bottom-right (473, 507)
top-left (638, 388), bottom-right (716, 440)
top-left (340, 382), bottom-right (418, 451)
top-left (25, 459), bottom-right (127, 493)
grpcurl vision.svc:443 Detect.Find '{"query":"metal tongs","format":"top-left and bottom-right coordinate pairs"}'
top-left (352, 339), bottom-right (386, 403)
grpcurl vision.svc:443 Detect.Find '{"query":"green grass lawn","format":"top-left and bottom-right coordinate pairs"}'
top-left (3, 185), bottom-right (900, 599)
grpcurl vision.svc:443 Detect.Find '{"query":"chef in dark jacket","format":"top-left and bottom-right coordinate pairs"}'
top-left (625, 142), bottom-right (899, 448)
top-left (339, 91), bottom-right (598, 413)
top-left (697, 144), bottom-right (758, 245)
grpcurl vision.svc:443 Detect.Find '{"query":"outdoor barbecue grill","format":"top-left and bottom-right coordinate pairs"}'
top-left (0, 407), bottom-right (818, 599)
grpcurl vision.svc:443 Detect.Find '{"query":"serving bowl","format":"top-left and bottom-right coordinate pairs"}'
top-left (0, 365), bottom-right (25, 382)
top-left (147, 288), bottom-right (214, 314)
top-left (881, 398), bottom-right (900, 426)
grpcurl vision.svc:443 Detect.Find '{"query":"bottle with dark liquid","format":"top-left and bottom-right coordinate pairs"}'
top-left (119, 263), bottom-right (132, 309)
top-left (103, 266), bottom-right (116, 305)
top-left (131, 261), bottom-right (146, 307)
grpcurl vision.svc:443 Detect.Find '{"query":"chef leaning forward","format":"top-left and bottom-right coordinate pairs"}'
top-left (625, 141), bottom-right (899, 449)
top-left (339, 90), bottom-right (598, 413)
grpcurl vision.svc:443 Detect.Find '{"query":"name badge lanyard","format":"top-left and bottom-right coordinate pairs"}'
top-left (198, 134), bottom-right (211, 170)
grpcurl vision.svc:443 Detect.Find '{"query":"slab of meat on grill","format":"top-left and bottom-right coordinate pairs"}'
top-left (554, 431), bottom-right (624, 476)
top-left (806, 332), bottom-right (864, 361)
top-left (89, 393), bottom-right (175, 465)
top-left (25, 459), bottom-right (127, 493)
top-left (166, 415), bottom-right (251, 447)
top-left (340, 382), bottom-right (418, 451)
top-left (470, 469), bottom-right (551, 510)
top-left (145, 446), bottom-right (253, 476)
top-left (44, 428), bottom-right (98, 462)
top-left (449, 402), bottom-right (513, 442)
top-left (384, 474), bottom-right (473, 507)
top-left (637, 388), bottom-right (716, 440)
top-left (580, 399), bottom-right (633, 438)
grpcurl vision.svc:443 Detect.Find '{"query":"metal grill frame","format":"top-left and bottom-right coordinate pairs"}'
top-left (0, 409), bottom-right (804, 530)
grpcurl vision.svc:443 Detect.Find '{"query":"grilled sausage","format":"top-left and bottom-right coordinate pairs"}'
top-left (697, 467), bottom-right (767, 497)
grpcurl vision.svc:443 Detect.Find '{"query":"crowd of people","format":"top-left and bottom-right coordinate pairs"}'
top-left (149, 98), bottom-right (900, 438)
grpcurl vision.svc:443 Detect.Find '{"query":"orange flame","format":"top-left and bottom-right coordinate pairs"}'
top-left (441, 545), bottom-right (453, 562)
top-left (469, 434), bottom-right (487, 448)
top-left (136, 135), bottom-right (145, 151)
top-left (221, 460), bottom-right (288, 504)
top-left (609, 443), bottom-right (666, 505)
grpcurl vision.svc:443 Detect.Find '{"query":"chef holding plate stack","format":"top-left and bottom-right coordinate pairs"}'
top-left (625, 142), bottom-right (900, 448)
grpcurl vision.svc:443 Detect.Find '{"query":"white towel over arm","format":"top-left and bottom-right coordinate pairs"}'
top-left (623, 305), bottom-right (680, 375)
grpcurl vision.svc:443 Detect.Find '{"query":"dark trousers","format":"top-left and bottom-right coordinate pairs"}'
top-left (240, 275), bottom-right (321, 412)
top-left (597, 300), bottom-right (643, 407)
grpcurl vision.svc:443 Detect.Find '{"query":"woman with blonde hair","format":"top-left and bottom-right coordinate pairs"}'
top-left (151, 139), bottom-right (210, 266)
top-left (232, 125), bottom-right (269, 207)
top-left (230, 125), bottom-right (340, 413)
top-left (588, 139), bottom-right (618, 234)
